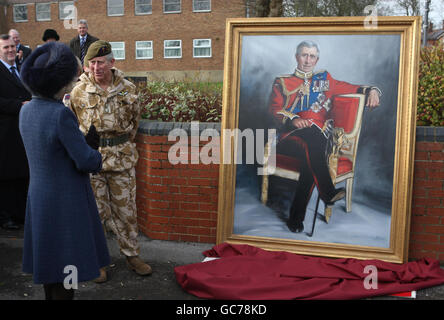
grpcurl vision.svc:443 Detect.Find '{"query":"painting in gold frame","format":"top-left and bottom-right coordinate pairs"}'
top-left (217, 16), bottom-right (421, 263)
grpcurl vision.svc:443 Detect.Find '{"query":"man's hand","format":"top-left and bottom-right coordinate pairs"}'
top-left (292, 118), bottom-right (312, 129)
top-left (366, 89), bottom-right (380, 108)
top-left (17, 50), bottom-right (23, 61)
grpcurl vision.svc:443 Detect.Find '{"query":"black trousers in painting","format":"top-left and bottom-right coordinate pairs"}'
top-left (276, 126), bottom-right (336, 227)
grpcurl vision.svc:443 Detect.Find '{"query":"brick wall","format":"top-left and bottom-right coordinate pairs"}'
top-left (5, 0), bottom-right (246, 77)
top-left (409, 127), bottom-right (444, 262)
top-left (135, 121), bottom-right (220, 243)
top-left (135, 122), bottom-right (444, 263)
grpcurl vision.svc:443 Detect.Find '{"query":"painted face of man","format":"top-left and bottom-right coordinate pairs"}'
top-left (0, 38), bottom-right (17, 65)
top-left (88, 55), bottom-right (115, 84)
top-left (296, 46), bottom-right (319, 73)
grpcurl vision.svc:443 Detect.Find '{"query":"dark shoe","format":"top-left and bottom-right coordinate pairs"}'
top-left (325, 188), bottom-right (346, 206)
top-left (287, 221), bottom-right (304, 233)
top-left (1, 219), bottom-right (20, 230)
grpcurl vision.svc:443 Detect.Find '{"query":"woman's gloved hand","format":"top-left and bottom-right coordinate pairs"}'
top-left (85, 124), bottom-right (100, 150)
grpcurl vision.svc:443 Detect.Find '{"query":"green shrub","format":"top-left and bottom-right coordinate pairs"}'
top-left (417, 43), bottom-right (444, 126)
top-left (138, 81), bottom-right (222, 122)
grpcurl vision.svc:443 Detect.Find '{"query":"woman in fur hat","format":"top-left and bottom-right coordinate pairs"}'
top-left (18, 42), bottom-right (110, 300)
top-left (42, 29), bottom-right (60, 43)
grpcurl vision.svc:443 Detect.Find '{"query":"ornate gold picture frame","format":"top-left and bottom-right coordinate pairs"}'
top-left (217, 16), bottom-right (421, 263)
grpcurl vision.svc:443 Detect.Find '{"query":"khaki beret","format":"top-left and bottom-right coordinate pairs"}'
top-left (84, 40), bottom-right (112, 62)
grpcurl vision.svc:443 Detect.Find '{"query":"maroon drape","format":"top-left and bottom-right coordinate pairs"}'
top-left (174, 243), bottom-right (444, 300)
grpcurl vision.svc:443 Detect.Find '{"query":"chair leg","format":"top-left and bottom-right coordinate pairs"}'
top-left (261, 172), bottom-right (269, 205)
top-left (307, 195), bottom-right (321, 237)
top-left (346, 177), bottom-right (353, 212)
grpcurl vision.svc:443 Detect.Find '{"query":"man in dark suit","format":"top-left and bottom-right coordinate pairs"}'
top-left (69, 19), bottom-right (99, 66)
top-left (0, 34), bottom-right (31, 230)
top-left (8, 29), bottom-right (32, 70)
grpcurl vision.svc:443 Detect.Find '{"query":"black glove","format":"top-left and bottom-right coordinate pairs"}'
top-left (85, 124), bottom-right (100, 150)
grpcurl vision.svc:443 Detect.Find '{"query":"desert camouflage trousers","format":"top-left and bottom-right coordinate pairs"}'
top-left (90, 167), bottom-right (139, 257)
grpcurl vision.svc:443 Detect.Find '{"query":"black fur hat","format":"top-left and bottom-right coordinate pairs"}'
top-left (21, 42), bottom-right (77, 98)
top-left (42, 29), bottom-right (60, 42)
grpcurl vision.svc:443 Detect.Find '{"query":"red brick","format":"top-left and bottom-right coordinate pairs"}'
top-left (430, 152), bottom-right (444, 161)
top-left (180, 202), bottom-right (200, 211)
top-left (199, 203), bottom-right (218, 212)
top-left (429, 190), bottom-right (444, 198)
top-left (428, 208), bottom-right (444, 216)
top-left (410, 233), bottom-right (439, 243)
top-left (422, 243), bottom-right (444, 252)
top-left (147, 209), bottom-right (174, 217)
top-left (188, 178), bottom-right (218, 186)
top-left (425, 225), bottom-right (444, 234)
top-left (413, 198), bottom-right (441, 207)
top-left (188, 227), bottom-right (212, 236)
top-left (411, 215), bottom-right (440, 225)
top-left (150, 201), bottom-right (170, 209)
top-left (416, 142), bottom-right (444, 152)
top-left (148, 216), bottom-right (170, 224)
top-left (415, 151), bottom-right (429, 161)
top-left (414, 180), bottom-right (442, 189)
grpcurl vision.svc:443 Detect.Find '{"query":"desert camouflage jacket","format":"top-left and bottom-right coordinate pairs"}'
top-left (69, 68), bottom-right (141, 172)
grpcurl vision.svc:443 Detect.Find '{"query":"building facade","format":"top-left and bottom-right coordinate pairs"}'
top-left (3, 0), bottom-right (248, 81)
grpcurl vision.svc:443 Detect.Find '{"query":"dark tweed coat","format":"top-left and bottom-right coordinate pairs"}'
top-left (19, 97), bottom-right (110, 284)
top-left (69, 33), bottom-right (99, 61)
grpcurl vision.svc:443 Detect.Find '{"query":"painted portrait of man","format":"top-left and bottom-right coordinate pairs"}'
top-left (233, 34), bottom-right (401, 248)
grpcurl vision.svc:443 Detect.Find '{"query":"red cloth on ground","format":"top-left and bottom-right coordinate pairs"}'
top-left (174, 243), bottom-right (444, 300)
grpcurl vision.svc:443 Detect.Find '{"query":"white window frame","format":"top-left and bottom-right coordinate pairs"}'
top-left (164, 40), bottom-right (182, 59)
top-left (136, 41), bottom-right (153, 60)
top-left (110, 42), bottom-right (126, 60)
top-left (193, 0), bottom-right (211, 12)
top-left (193, 39), bottom-right (212, 58)
top-left (107, 0), bottom-right (125, 16)
top-left (163, 0), bottom-right (181, 14)
top-left (59, 1), bottom-right (75, 20)
top-left (36, 3), bottom-right (51, 22)
top-left (135, 0), bottom-right (152, 15)
top-left (13, 4), bottom-right (28, 22)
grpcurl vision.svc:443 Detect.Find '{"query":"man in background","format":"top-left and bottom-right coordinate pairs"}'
top-left (8, 29), bottom-right (31, 70)
top-left (0, 34), bottom-right (31, 230)
top-left (69, 19), bottom-right (99, 65)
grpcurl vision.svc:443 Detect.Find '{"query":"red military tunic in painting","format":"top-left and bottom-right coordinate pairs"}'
top-left (269, 69), bottom-right (365, 132)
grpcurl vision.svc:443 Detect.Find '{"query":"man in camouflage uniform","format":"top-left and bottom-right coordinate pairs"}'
top-left (69, 41), bottom-right (151, 282)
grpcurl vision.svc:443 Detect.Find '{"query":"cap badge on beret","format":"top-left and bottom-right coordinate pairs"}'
top-left (85, 40), bottom-right (112, 62)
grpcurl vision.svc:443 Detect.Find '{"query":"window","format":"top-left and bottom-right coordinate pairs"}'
top-left (164, 0), bottom-right (181, 13)
top-left (59, 1), bottom-right (75, 20)
top-left (164, 40), bottom-right (182, 58)
top-left (36, 3), bottom-right (51, 21)
top-left (193, 0), bottom-right (211, 12)
top-left (110, 42), bottom-right (125, 60)
top-left (13, 4), bottom-right (28, 22)
top-left (107, 0), bottom-right (124, 16)
top-left (193, 39), bottom-right (211, 58)
top-left (135, 0), bottom-right (152, 15)
top-left (136, 41), bottom-right (153, 59)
